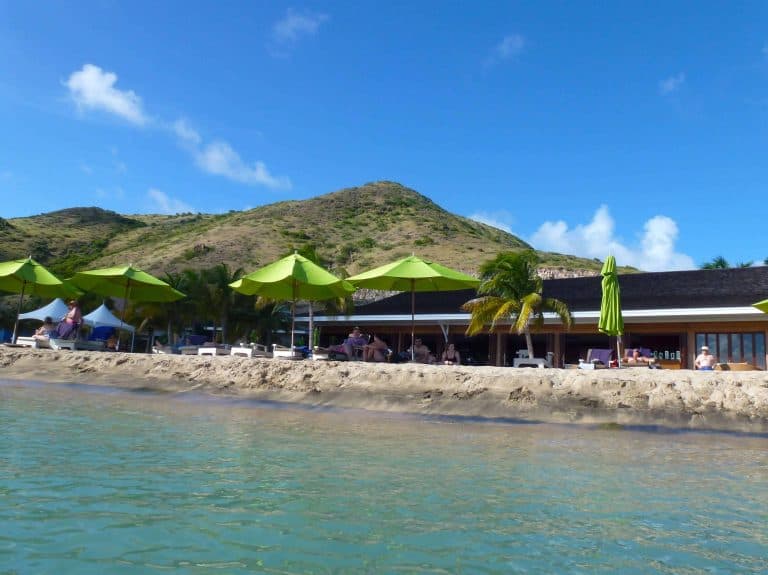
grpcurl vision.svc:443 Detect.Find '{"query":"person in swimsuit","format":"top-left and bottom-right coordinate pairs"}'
top-left (34, 316), bottom-right (57, 341)
top-left (363, 334), bottom-right (389, 362)
top-left (343, 327), bottom-right (368, 360)
top-left (441, 343), bottom-right (461, 365)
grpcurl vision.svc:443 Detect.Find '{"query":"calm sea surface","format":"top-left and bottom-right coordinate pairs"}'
top-left (1, 379), bottom-right (767, 574)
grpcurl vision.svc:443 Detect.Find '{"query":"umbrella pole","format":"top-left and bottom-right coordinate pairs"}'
top-left (11, 281), bottom-right (27, 345)
top-left (117, 280), bottom-right (130, 352)
top-left (308, 303), bottom-right (314, 350)
top-left (290, 280), bottom-right (296, 350)
top-left (410, 280), bottom-right (415, 361)
top-left (616, 335), bottom-right (622, 368)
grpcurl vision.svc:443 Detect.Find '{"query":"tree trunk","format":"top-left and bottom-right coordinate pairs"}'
top-left (525, 329), bottom-right (534, 359)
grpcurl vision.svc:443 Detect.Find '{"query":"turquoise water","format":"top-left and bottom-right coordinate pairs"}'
top-left (1, 380), bottom-right (767, 574)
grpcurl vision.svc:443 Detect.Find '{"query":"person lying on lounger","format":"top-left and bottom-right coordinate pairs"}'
top-left (627, 348), bottom-right (650, 363)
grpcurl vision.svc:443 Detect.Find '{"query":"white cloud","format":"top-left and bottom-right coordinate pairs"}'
top-left (659, 73), bottom-right (685, 95)
top-left (468, 210), bottom-right (516, 234)
top-left (529, 205), bottom-right (695, 271)
top-left (194, 141), bottom-right (291, 189)
top-left (496, 34), bottom-right (526, 59)
top-left (147, 188), bottom-right (193, 214)
top-left (80, 164), bottom-right (93, 175)
top-left (272, 9), bottom-right (328, 45)
top-left (65, 64), bottom-right (147, 125)
top-left (170, 118), bottom-right (290, 189)
top-left (64, 63), bottom-right (292, 191)
top-left (172, 118), bottom-right (202, 145)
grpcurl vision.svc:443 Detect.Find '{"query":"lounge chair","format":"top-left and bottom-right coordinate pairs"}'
top-left (230, 343), bottom-right (272, 358)
top-left (177, 334), bottom-right (208, 355)
top-left (75, 340), bottom-right (106, 351)
top-left (49, 337), bottom-right (77, 351)
top-left (197, 343), bottom-right (231, 356)
top-left (152, 342), bottom-right (177, 354)
top-left (15, 336), bottom-right (39, 348)
top-left (513, 351), bottom-right (555, 368)
top-left (271, 344), bottom-right (304, 360)
top-left (578, 348), bottom-right (613, 369)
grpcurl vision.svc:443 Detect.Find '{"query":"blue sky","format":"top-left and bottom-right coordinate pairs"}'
top-left (2, 1), bottom-right (767, 271)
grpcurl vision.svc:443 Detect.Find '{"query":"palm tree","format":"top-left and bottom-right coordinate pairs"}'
top-left (701, 256), bottom-right (730, 269)
top-left (701, 256), bottom-right (753, 269)
top-left (203, 263), bottom-right (244, 344)
top-left (462, 250), bottom-right (572, 359)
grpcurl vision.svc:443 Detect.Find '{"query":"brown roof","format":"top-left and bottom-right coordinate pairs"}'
top-left (353, 266), bottom-right (768, 315)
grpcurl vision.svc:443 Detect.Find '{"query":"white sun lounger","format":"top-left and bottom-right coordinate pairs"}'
top-left (230, 343), bottom-right (272, 358)
top-left (271, 344), bottom-right (304, 360)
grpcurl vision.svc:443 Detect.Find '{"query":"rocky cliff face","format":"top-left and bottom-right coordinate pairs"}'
top-left (538, 267), bottom-right (597, 279)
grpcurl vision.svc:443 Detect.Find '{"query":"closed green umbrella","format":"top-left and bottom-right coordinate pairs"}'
top-left (230, 253), bottom-right (355, 349)
top-left (0, 257), bottom-right (80, 344)
top-left (347, 255), bottom-right (480, 360)
top-left (753, 299), bottom-right (768, 314)
top-left (70, 265), bottom-right (186, 350)
top-left (598, 255), bottom-right (624, 366)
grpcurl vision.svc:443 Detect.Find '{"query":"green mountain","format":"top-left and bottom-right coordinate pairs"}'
top-left (3, 181), bottom-right (611, 277)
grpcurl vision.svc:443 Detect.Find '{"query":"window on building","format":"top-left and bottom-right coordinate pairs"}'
top-left (696, 332), bottom-right (766, 369)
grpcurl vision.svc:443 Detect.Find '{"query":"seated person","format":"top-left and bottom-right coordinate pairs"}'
top-left (408, 338), bottom-right (434, 363)
top-left (105, 334), bottom-right (118, 351)
top-left (441, 343), bottom-right (461, 365)
top-left (34, 316), bottom-right (57, 341)
top-left (56, 299), bottom-right (82, 339)
top-left (694, 345), bottom-right (717, 370)
top-left (363, 334), bottom-right (389, 362)
top-left (342, 326), bottom-right (368, 360)
top-left (627, 347), bottom-right (649, 363)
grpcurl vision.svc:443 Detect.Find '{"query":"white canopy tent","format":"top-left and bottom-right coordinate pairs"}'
top-left (18, 298), bottom-right (69, 323)
top-left (83, 303), bottom-right (135, 351)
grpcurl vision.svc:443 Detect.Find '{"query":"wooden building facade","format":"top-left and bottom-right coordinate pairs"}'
top-left (306, 267), bottom-right (768, 369)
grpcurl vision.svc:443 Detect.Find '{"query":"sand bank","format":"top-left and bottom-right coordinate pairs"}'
top-left (2, 347), bottom-right (768, 431)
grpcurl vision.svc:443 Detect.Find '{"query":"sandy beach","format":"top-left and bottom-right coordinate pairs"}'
top-left (2, 346), bottom-right (768, 431)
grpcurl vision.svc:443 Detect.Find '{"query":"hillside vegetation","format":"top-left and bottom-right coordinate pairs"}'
top-left (4, 181), bottom-right (614, 278)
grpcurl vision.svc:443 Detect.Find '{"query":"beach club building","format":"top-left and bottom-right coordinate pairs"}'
top-left (309, 266), bottom-right (768, 370)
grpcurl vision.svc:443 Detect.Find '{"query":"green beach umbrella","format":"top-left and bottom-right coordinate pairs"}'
top-left (70, 265), bottom-right (186, 350)
top-left (230, 253), bottom-right (356, 349)
top-left (0, 256), bottom-right (80, 344)
top-left (598, 254), bottom-right (624, 365)
top-left (347, 255), bottom-right (480, 360)
top-left (753, 299), bottom-right (768, 314)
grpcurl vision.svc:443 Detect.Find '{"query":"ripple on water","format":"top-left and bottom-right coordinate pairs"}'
top-left (1, 379), bottom-right (767, 574)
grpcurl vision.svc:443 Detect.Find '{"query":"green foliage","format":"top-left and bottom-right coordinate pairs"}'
top-left (182, 244), bottom-right (214, 261)
top-left (463, 250), bottom-right (572, 358)
top-left (413, 236), bottom-right (435, 247)
top-left (700, 256), bottom-right (754, 269)
top-left (701, 256), bottom-right (730, 269)
top-left (49, 239), bottom-right (110, 277)
top-left (2, 182), bottom-right (608, 280)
